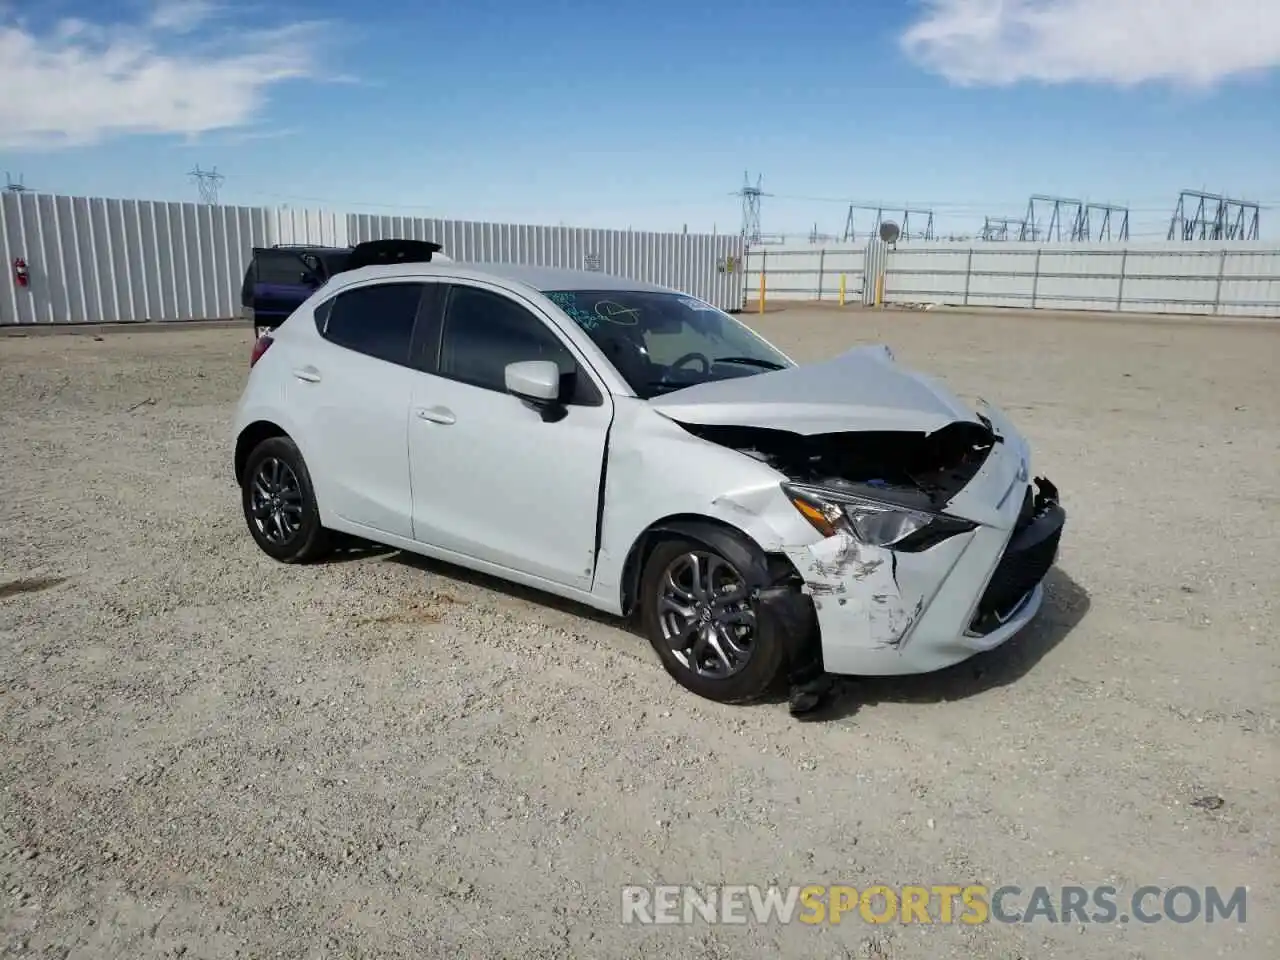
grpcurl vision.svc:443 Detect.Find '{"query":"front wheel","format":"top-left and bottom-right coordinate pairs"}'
top-left (240, 436), bottom-right (332, 563)
top-left (638, 537), bottom-right (786, 703)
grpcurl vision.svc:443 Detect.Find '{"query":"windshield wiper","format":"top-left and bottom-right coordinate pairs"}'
top-left (714, 356), bottom-right (787, 370)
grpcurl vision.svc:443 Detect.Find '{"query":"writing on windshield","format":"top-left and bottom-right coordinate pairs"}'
top-left (542, 289), bottom-right (791, 398)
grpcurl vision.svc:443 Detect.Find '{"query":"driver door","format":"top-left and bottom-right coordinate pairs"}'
top-left (407, 282), bottom-right (613, 590)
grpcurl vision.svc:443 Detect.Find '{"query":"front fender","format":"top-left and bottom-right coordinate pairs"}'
top-left (590, 401), bottom-right (822, 614)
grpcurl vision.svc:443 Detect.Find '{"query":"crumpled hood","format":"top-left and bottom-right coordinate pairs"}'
top-left (650, 344), bottom-right (981, 435)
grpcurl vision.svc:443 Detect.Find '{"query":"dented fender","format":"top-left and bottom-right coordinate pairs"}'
top-left (782, 529), bottom-right (975, 668)
top-left (587, 399), bottom-right (821, 614)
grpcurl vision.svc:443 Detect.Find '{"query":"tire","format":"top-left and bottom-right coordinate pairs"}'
top-left (240, 436), bottom-right (332, 563)
top-left (638, 535), bottom-right (786, 704)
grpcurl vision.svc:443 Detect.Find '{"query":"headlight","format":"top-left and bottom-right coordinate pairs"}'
top-left (782, 482), bottom-right (976, 552)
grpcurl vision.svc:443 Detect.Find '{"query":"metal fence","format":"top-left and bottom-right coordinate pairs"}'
top-left (882, 243), bottom-right (1280, 317)
top-left (1, 191), bottom-right (746, 325)
top-left (743, 243), bottom-right (886, 305)
top-left (749, 239), bottom-right (1280, 318)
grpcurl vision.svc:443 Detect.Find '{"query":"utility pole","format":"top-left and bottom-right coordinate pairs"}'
top-left (732, 172), bottom-right (768, 244)
top-left (188, 165), bottom-right (225, 205)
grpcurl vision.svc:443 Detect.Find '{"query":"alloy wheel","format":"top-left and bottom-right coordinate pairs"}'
top-left (656, 550), bottom-right (756, 679)
top-left (248, 457), bottom-right (304, 545)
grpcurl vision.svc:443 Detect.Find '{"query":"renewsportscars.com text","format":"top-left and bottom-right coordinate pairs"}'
top-left (620, 884), bottom-right (1248, 926)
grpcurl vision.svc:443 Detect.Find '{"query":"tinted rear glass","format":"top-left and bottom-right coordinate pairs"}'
top-left (255, 251), bottom-right (309, 285)
top-left (313, 251), bottom-right (352, 277)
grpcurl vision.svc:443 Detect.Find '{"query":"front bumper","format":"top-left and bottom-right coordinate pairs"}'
top-left (784, 473), bottom-right (1065, 678)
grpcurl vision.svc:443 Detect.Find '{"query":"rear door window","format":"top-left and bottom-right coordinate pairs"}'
top-left (318, 282), bottom-right (425, 367)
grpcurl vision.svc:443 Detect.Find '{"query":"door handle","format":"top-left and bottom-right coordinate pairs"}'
top-left (415, 406), bottom-right (456, 425)
top-left (293, 366), bottom-right (321, 383)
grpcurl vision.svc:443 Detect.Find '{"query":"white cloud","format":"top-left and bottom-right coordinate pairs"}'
top-left (900, 0), bottom-right (1280, 87)
top-left (0, 1), bottom-right (332, 149)
top-left (149, 0), bottom-right (220, 33)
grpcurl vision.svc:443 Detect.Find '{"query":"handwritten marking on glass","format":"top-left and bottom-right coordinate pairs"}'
top-left (593, 300), bottom-right (641, 326)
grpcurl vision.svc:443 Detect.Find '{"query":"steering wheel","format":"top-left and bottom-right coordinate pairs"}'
top-left (669, 351), bottom-right (711, 374)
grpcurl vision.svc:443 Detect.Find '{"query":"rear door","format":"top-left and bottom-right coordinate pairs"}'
top-left (290, 280), bottom-right (435, 540)
top-left (249, 249), bottom-right (323, 330)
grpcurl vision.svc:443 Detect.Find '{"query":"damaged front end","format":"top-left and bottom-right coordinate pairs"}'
top-left (673, 415), bottom-right (1062, 676)
top-left (966, 476), bottom-right (1063, 637)
top-left (676, 419), bottom-right (1000, 512)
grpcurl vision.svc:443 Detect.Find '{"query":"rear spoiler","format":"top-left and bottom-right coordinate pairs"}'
top-left (344, 239), bottom-right (443, 270)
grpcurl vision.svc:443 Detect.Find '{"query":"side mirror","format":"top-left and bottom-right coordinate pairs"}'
top-left (505, 360), bottom-right (561, 404)
top-left (300, 272), bottom-right (321, 287)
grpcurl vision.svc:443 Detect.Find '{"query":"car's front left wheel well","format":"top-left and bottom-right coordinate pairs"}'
top-left (235, 420), bottom-right (290, 485)
top-left (619, 514), bottom-right (800, 618)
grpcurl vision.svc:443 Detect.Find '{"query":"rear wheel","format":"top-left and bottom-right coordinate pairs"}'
top-left (638, 536), bottom-right (786, 703)
top-left (241, 436), bottom-right (331, 563)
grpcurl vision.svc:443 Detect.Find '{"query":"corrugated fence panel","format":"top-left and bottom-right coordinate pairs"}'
top-left (271, 206), bottom-right (347, 247)
top-left (744, 244), bottom-right (868, 303)
top-left (884, 246), bottom-right (972, 304)
top-left (1, 193), bottom-right (279, 323)
top-left (1120, 248), bottom-right (1220, 315)
top-left (345, 213), bottom-right (743, 311)
top-left (860, 241), bottom-right (887, 305)
top-left (1034, 248), bottom-right (1125, 311)
top-left (966, 247), bottom-right (1037, 307)
top-left (1220, 249), bottom-right (1280, 318)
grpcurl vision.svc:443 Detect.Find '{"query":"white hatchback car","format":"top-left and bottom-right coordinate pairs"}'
top-left (232, 261), bottom-right (1065, 712)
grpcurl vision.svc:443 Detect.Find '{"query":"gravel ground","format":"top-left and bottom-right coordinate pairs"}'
top-left (1, 308), bottom-right (1276, 959)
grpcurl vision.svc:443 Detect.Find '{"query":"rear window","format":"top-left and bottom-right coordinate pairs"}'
top-left (313, 251), bottom-right (352, 277)
top-left (250, 248), bottom-right (352, 285)
top-left (254, 251), bottom-right (310, 285)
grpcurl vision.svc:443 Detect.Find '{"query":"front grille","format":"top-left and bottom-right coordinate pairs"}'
top-left (969, 477), bottom-right (1064, 635)
top-left (1015, 485), bottom-right (1036, 530)
top-left (978, 525), bottom-right (1061, 617)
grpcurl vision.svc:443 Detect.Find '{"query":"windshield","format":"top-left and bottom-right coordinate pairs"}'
top-left (543, 290), bottom-right (793, 399)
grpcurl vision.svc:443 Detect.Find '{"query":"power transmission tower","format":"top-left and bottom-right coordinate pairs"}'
top-left (188, 165), bottom-right (225, 205)
top-left (1167, 190), bottom-right (1260, 240)
top-left (1015, 196), bottom-right (1130, 242)
top-left (980, 216), bottom-right (1025, 241)
top-left (1082, 203), bottom-right (1130, 241)
top-left (1019, 196), bottom-right (1086, 241)
top-left (842, 204), bottom-right (936, 242)
top-left (732, 172), bottom-right (768, 244)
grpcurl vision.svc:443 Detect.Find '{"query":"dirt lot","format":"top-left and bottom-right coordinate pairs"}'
top-left (1, 307), bottom-right (1276, 959)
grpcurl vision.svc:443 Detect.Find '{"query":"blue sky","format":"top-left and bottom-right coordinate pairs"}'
top-left (2, 0), bottom-right (1279, 239)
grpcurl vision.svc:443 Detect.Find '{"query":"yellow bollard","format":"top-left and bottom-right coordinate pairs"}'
top-left (758, 270), bottom-right (766, 314)
top-left (838, 273), bottom-right (846, 306)
top-left (875, 273), bottom-right (885, 307)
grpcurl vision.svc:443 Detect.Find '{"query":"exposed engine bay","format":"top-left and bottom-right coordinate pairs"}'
top-left (677, 418), bottom-right (1000, 508)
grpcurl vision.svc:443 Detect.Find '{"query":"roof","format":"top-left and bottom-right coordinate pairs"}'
top-left (326, 260), bottom-right (674, 295)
